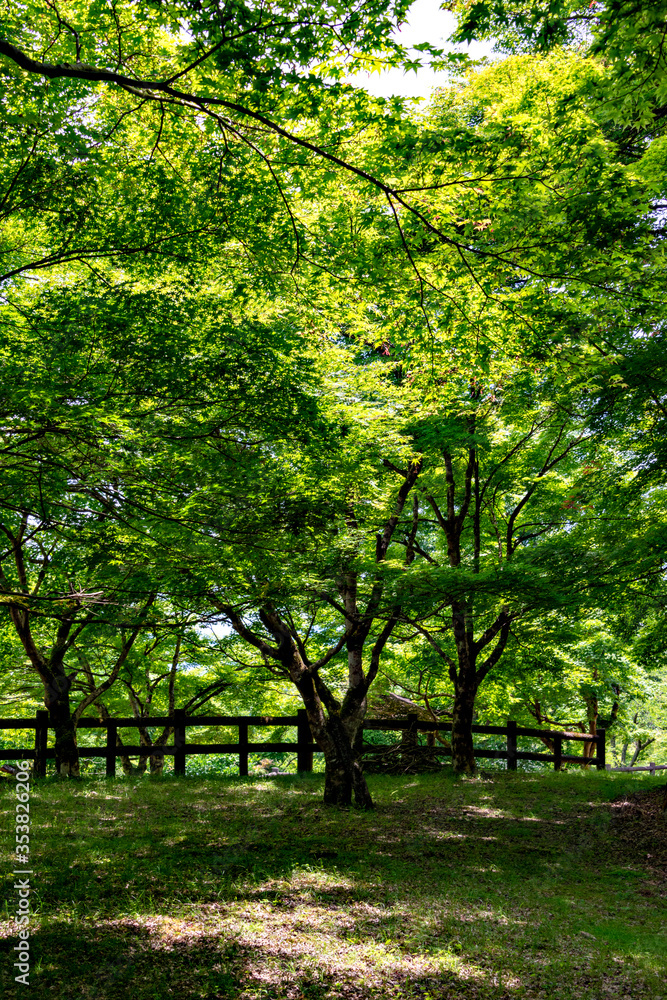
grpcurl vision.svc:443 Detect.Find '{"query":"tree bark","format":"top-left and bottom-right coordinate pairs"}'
top-left (582, 691), bottom-right (598, 765)
top-left (7, 596), bottom-right (81, 775)
top-left (149, 749), bottom-right (166, 775)
top-left (47, 676), bottom-right (80, 776)
top-left (319, 713), bottom-right (373, 809)
top-left (451, 680), bottom-right (478, 774)
top-left (297, 677), bottom-right (374, 809)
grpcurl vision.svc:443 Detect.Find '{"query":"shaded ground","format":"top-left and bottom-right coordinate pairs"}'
top-left (1, 770), bottom-right (666, 999)
top-left (610, 783), bottom-right (667, 904)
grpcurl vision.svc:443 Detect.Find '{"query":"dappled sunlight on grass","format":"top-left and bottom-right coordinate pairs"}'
top-left (0, 770), bottom-right (666, 998)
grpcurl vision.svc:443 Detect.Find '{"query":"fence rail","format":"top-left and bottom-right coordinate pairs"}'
top-left (0, 710), bottom-right (606, 776)
top-left (606, 762), bottom-right (667, 774)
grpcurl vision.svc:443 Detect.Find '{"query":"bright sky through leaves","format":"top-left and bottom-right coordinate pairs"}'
top-left (346, 0), bottom-right (499, 99)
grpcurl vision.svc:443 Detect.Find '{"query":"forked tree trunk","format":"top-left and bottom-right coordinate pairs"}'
top-left (215, 601), bottom-right (381, 809)
top-left (451, 681), bottom-right (478, 775)
top-left (321, 714), bottom-right (373, 808)
top-left (323, 756), bottom-right (371, 808)
top-left (20, 640), bottom-right (81, 775)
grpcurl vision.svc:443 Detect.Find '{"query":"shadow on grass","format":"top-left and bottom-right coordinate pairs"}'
top-left (0, 772), bottom-right (665, 999)
top-left (0, 915), bottom-right (579, 1000)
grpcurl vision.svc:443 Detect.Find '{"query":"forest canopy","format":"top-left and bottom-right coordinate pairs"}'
top-left (1, 0), bottom-right (666, 807)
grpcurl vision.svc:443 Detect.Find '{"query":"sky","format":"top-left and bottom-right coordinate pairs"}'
top-left (345, 0), bottom-right (499, 101)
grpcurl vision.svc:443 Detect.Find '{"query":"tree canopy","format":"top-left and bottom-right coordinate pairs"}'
top-left (1, 0), bottom-right (666, 802)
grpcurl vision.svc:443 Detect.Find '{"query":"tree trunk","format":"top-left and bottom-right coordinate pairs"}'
top-left (317, 714), bottom-right (373, 809)
top-left (323, 753), bottom-right (373, 809)
top-left (49, 699), bottom-right (79, 776)
top-left (23, 641), bottom-right (81, 775)
top-left (149, 752), bottom-right (165, 775)
top-left (582, 691), bottom-right (598, 766)
top-left (451, 681), bottom-right (477, 775)
top-left (119, 751), bottom-right (134, 776)
top-left (216, 600), bottom-right (379, 808)
top-left (141, 725), bottom-right (171, 774)
top-left (149, 734), bottom-right (170, 774)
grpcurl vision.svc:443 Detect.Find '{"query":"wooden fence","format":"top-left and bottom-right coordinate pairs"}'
top-left (0, 710), bottom-right (606, 776)
top-left (606, 762), bottom-right (667, 774)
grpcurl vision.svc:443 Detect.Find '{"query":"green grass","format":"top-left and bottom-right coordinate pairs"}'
top-left (1, 770), bottom-right (666, 999)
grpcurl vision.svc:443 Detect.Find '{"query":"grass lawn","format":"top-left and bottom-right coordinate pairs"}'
top-left (1, 769), bottom-right (666, 999)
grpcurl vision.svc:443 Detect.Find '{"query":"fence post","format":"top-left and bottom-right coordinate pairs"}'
top-left (401, 712), bottom-right (419, 752)
top-left (106, 721), bottom-right (117, 778)
top-left (238, 720), bottom-right (248, 777)
top-left (297, 709), bottom-right (313, 773)
top-left (174, 708), bottom-right (186, 776)
top-left (34, 710), bottom-right (48, 778)
top-left (596, 729), bottom-right (606, 771)
top-left (553, 734), bottom-right (562, 772)
top-left (650, 761), bottom-right (656, 776)
top-left (506, 720), bottom-right (517, 771)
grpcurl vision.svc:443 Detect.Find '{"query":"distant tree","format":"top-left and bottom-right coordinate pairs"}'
top-left (0, 508), bottom-right (155, 774)
top-left (449, 0), bottom-right (667, 127)
top-left (77, 618), bottom-right (235, 774)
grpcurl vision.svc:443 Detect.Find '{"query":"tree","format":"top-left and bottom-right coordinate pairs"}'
top-left (168, 339), bottom-right (425, 808)
top-left (76, 614), bottom-right (235, 774)
top-left (2, 4), bottom-right (666, 800)
top-left (7, 1), bottom-right (656, 336)
top-left (0, 270), bottom-right (427, 805)
top-left (205, 468), bottom-right (421, 808)
top-left (0, 273), bottom-right (327, 772)
top-left (0, 0), bottom-right (466, 290)
top-left (309, 46), bottom-right (667, 773)
top-left (0, 508), bottom-right (156, 774)
top-left (447, 0), bottom-right (667, 250)
top-left (381, 359), bottom-right (604, 770)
